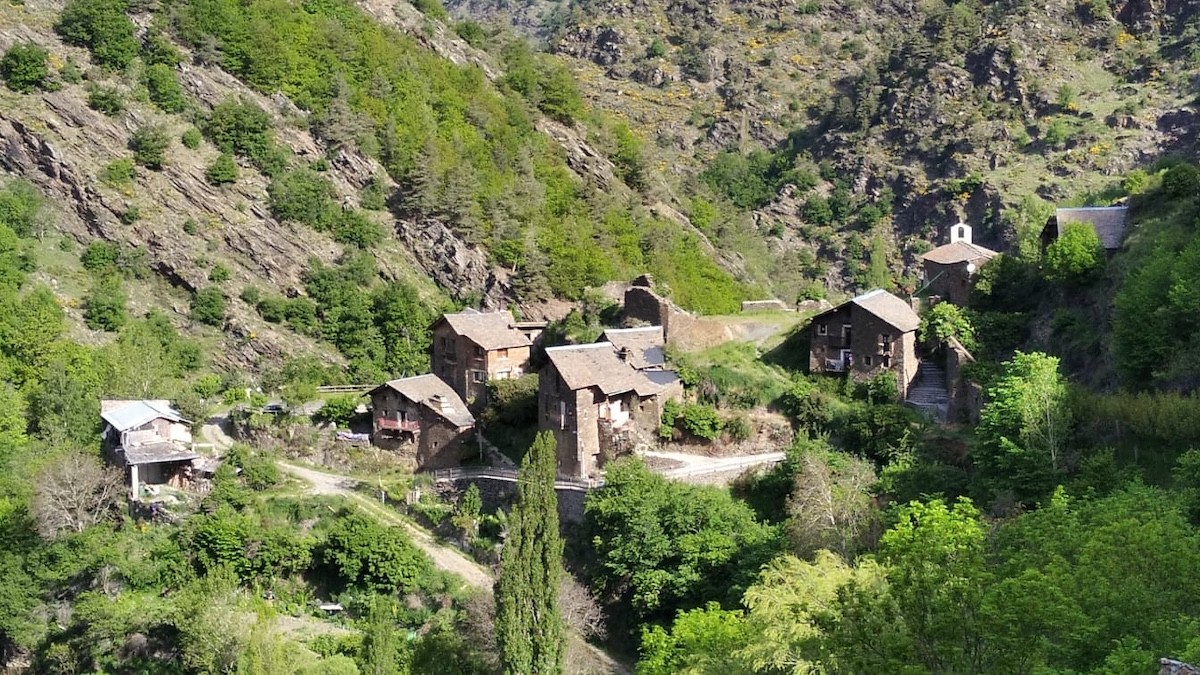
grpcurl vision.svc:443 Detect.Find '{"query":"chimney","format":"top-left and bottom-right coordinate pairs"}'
top-left (617, 347), bottom-right (631, 362)
top-left (430, 394), bottom-right (451, 413)
top-left (950, 222), bottom-right (972, 245)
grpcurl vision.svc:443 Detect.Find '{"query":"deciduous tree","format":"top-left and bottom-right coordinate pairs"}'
top-left (31, 452), bottom-right (123, 538)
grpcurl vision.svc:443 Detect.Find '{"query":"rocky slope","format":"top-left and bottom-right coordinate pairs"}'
top-left (447, 0), bottom-right (1200, 291)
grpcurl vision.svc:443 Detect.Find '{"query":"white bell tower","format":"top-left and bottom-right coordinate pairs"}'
top-left (950, 222), bottom-right (972, 245)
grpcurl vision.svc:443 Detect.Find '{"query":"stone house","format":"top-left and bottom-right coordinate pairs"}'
top-left (368, 374), bottom-right (476, 470)
top-left (101, 400), bottom-right (197, 500)
top-left (807, 289), bottom-right (921, 398)
top-left (596, 326), bottom-right (668, 371)
top-left (1040, 205), bottom-right (1129, 253)
top-left (919, 223), bottom-right (998, 305)
top-left (539, 342), bottom-right (683, 479)
top-left (430, 309), bottom-right (532, 410)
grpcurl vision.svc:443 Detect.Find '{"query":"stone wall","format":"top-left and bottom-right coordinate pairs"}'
top-left (924, 260), bottom-right (974, 306)
top-left (441, 476), bottom-right (589, 524)
top-left (741, 299), bottom-right (790, 312)
top-left (946, 337), bottom-right (984, 424)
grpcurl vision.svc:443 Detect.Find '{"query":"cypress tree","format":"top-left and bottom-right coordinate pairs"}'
top-left (495, 431), bottom-right (565, 674)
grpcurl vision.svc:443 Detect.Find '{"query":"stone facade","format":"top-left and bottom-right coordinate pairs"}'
top-left (922, 259), bottom-right (977, 306)
top-left (945, 337), bottom-right (984, 424)
top-left (808, 292), bottom-right (920, 398)
top-left (431, 313), bottom-right (531, 410)
top-left (369, 376), bottom-right (476, 470)
top-left (538, 342), bottom-right (679, 478)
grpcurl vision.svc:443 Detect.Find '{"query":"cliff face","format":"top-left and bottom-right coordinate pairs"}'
top-left (447, 0), bottom-right (1200, 292)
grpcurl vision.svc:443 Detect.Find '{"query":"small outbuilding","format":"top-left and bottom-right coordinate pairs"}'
top-left (101, 400), bottom-right (197, 500)
top-left (1040, 206), bottom-right (1129, 252)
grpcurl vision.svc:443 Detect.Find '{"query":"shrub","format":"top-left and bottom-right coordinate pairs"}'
top-left (59, 58), bottom-right (82, 84)
top-left (1045, 222), bottom-right (1103, 284)
top-left (268, 168), bottom-right (336, 226)
top-left (209, 263), bottom-right (231, 282)
top-left (80, 241), bottom-right (122, 272)
top-left (920, 301), bottom-right (976, 350)
top-left (190, 287), bottom-right (226, 326)
top-left (145, 63), bottom-right (186, 113)
top-left (725, 414), bottom-right (752, 441)
top-left (87, 85), bottom-right (124, 115)
top-left (83, 274), bottom-right (127, 331)
top-left (203, 99), bottom-right (282, 173)
top-left (1162, 162), bottom-right (1200, 199)
top-left (315, 395), bottom-right (360, 426)
top-left (55, 0), bottom-right (139, 69)
top-left (455, 21), bottom-right (486, 47)
top-left (330, 209), bottom-right (383, 248)
top-left (205, 153), bottom-right (239, 185)
top-left (647, 37), bottom-right (667, 58)
top-left (180, 127), bottom-right (202, 149)
top-left (130, 125), bottom-right (170, 169)
top-left (321, 513), bottom-right (431, 592)
top-left (410, 0), bottom-right (448, 20)
top-left (1, 42), bottom-right (50, 93)
top-left (100, 158), bottom-right (136, 186)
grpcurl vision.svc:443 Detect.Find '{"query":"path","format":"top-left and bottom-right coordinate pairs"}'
top-left (640, 449), bottom-right (786, 481)
top-left (278, 461), bottom-right (493, 590)
top-left (279, 461), bottom-right (630, 674)
top-left (200, 412), bottom-right (236, 451)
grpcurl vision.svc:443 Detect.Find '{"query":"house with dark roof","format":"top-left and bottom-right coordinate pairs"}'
top-left (1041, 206), bottom-right (1129, 252)
top-left (539, 342), bottom-right (683, 478)
top-left (430, 309), bottom-right (533, 410)
top-left (919, 223), bottom-right (998, 305)
top-left (597, 326), bottom-right (668, 371)
top-left (807, 289), bottom-right (921, 398)
top-left (367, 374), bottom-right (476, 470)
top-left (101, 400), bottom-right (198, 499)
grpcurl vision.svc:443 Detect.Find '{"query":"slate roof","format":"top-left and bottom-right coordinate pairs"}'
top-left (597, 326), bottom-right (666, 370)
top-left (813, 289), bottom-right (920, 333)
top-left (437, 310), bottom-right (531, 351)
top-left (920, 240), bottom-right (998, 265)
top-left (545, 343), bottom-right (664, 397)
top-left (368, 374), bottom-right (475, 428)
top-left (1053, 206), bottom-right (1129, 250)
top-left (100, 400), bottom-right (189, 432)
top-left (124, 441), bottom-right (200, 466)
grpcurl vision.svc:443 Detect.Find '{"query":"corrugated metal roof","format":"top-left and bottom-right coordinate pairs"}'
top-left (100, 400), bottom-right (188, 432)
top-left (124, 441), bottom-right (199, 465)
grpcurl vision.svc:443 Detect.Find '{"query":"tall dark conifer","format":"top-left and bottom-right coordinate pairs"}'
top-left (495, 431), bottom-right (564, 674)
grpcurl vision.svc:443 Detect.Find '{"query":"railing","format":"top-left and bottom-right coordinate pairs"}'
top-left (825, 359), bottom-right (846, 372)
top-left (376, 418), bottom-right (420, 432)
top-left (316, 385), bottom-right (375, 394)
top-left (427, 466), bottom-right (601, 491)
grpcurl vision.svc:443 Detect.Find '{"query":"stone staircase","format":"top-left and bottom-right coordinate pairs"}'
top-left (906, 360), bottom-right (950, 422)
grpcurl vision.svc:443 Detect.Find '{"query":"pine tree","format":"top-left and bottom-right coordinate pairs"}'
top-left (495, 431), bottom-right (565, 674)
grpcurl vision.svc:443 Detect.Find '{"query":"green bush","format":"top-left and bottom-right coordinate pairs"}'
top-left (203, 99), bottom-right (284, 174)
top-left (83, 274), bottom-right (127, 331)
top-left (180, 127), bottom-right (202, 149)
top-left (1162, 162), bottom-right (1200, 199)
top-left (59, 58), bottom-right (83, 84)
top-left (410, 0), bottom-right (448, 19)
top-left (920, 301), bottom-right (976, 349)
top-left (190, 287), bottom-right (226, 326)
top-left (208, 263), bottom-right (231, 282)
top-left (321, 513), bottom-right (431, 592)
top-left (205, 153), bottom-right (239, 185)
top-left (1, 42), bottom-right (50, 93)
top-left (1045, 221), bottom-right (1103, 283)
top-left (145, 63), bottom-right (187, 113)
top-left (55, 0), bottom-right (139, 69)
top-left (314, 395), bottom-right (361, 426)
top-left (87, 85), bottom-right (124, 115)
top-left (130, 125), bottom-right (170, 170)
top-left (268, 168), bottom-right (336, 227)
top-left (455, 21), bottom-right (486, 47)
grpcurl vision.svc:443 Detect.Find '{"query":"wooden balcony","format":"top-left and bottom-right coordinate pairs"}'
top-left (376, 418), bottom-right (419, 432)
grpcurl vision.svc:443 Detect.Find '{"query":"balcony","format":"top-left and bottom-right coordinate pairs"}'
top-left (376, 418), bottom-right (419, 432)
top-left (825, 358), bottom-right (846, 372)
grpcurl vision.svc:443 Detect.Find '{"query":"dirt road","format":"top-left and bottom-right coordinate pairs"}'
top-left (278, 461), bottom-right (493, 590)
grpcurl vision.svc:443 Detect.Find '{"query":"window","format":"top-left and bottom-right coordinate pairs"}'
top-left (957, 226), bottom-right (966, 240)
top-left (472, 370), bottom-right (485, 383)
top-left (474, 346), bottom-right (484, 358)
top-left (497, 348), bottom-right (508, 359)
top-left (882, 355), bottom-right (891, 368)
top-left (864, 355), bottom-right (874, 367)
top-left (817, 324), bottom-right (828, 336)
